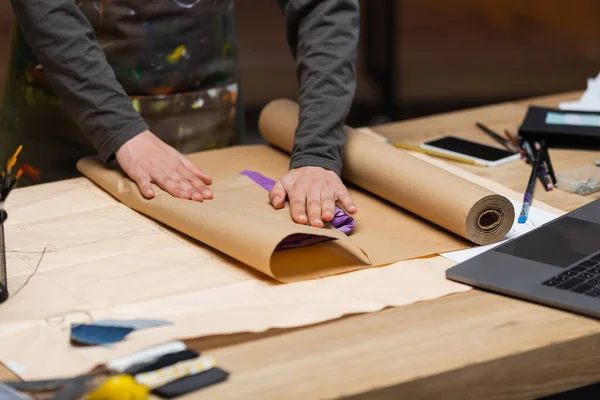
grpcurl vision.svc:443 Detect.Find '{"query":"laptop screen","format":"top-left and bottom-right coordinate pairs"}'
top-left (494, 217), bottom-right (600, 268)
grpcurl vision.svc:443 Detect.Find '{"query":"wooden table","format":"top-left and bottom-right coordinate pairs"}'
top-left (3, 91), bottom-right (600, 399)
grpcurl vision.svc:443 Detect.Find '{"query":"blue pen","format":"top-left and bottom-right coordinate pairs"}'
top-left (518, 143), bottom-right (543, 224)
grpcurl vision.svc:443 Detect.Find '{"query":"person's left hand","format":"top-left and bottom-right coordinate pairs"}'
top-left (269, 166), bottom-right (357, 227)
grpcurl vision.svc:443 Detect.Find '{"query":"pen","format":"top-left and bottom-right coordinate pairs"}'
top-left (475, 122), bottom-right (517, 152)
top-left (518, 143), bottom-right (543, 224)
top-left (519, 138), bottom-right (553, 191)
top-left (393, 142), bottom-right (487, 166)
top-left (539, 140), bottom-right (557, 186)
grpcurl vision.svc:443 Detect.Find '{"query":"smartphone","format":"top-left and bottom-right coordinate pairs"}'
top-left (420, 136), bottom-right (520, 167)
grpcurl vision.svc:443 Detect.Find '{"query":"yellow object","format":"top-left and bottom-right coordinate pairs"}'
top-left (167, 45), bottom-right (187, 64)
top-left (393, 142), bottom-right (485, 166)
top-left (6, 145), bottom-right (23, 171)
top-left (87, 375), bottom-right (149, 400)
top-left (132, 99), bottom-right (140, 113)
top-left (135, 355), bottom-right (215, 389)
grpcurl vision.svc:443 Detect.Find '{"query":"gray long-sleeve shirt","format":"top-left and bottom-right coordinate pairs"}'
top-left (9, 0), bottom-right (359, 176)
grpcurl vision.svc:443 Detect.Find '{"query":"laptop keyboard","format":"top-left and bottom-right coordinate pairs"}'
top-left (543, 253), bottom-right (600, 297)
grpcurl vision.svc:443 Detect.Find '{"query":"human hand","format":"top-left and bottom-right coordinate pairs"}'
top-left (268, 166), bottom-right (357, 227)
top-left (115, 130), bottom-right (213, 201)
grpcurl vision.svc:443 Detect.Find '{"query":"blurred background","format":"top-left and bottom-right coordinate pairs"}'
top-left (0, 1), bottom-right (599, 132)
top-left (234, 0), bottom-right (600, 132)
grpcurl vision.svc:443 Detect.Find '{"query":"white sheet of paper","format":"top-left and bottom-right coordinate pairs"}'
top-left (560, 72), bottom-right (600, 111)
top-left (440, 199), bottom-right (560, 264)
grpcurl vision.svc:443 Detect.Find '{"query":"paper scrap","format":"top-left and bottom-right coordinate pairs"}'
top-left (71, 320), bottom-right (171, 346)
top-left (560, 72), bottom-right (600, 111)
top-left (71, 324), bottom-right (134, 346)
top-left (440, 199), bottom-right (559, 264)
top-left (108, 341), bottom-right (187, 373)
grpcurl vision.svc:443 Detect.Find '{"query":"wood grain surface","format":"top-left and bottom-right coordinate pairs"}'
top-left (3, 91), bottom-right (600, 400)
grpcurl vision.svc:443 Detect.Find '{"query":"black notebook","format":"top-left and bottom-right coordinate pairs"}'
top-left (518, 106), bottom-right (600, 149)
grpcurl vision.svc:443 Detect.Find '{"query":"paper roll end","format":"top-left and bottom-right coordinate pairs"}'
top-left (467, 195), bottom-right (515, 245)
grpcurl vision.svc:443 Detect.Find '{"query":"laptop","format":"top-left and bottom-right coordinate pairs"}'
top-left (446, 197), bottom-right (600, 319)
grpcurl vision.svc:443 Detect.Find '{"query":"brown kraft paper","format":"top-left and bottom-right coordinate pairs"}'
top-left (259, 99), bottom-right (515, 246)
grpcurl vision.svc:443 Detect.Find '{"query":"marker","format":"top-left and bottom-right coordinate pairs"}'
top-left (518, 144), bottom-right (543, 224)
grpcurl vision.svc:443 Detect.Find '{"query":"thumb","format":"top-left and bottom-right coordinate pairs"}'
top-left (268, 180), bottom-right (287, 209)
top-left (128, 169), bottom-right (155, 199)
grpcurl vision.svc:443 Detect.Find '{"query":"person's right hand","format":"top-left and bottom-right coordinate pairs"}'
top-left (115, 130), bottom-right (213, 201)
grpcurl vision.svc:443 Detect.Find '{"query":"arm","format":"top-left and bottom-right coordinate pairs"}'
top-left (10, 0), bottom-right (148, 163)
top-left (278, 0), bottom-right (360, 176)
top-left (269, 0), bottom-right (359, 227)
top-left (9, 0), bottom-right (213, 201)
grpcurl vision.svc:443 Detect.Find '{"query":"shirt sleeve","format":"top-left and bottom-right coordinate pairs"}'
top-left (277, 0), bottom-right (360, 176)
top-left (10, 0), bottom-right (148, 163)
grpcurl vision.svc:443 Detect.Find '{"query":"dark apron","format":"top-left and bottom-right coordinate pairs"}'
top-left (0, 0), bottom-right (242, 185)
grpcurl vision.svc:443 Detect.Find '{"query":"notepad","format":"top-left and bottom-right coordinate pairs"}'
top-left (560, 72), bottom-right (600, 111)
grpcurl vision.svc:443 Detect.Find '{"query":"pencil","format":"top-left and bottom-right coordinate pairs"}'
top-left (518, 144), bottom-right (543, 224)
top-left (475, 122), bottom-right (516, 152)
top-left (393, 142), bottom-right (486, 166)
top-left (503, 129), bottom-right (521, 148)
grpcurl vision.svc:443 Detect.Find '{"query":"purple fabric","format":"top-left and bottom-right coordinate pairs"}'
top-left (240, 170), bottom-right (355, 250)
top-left (240, 170), bottom-right (277, 191)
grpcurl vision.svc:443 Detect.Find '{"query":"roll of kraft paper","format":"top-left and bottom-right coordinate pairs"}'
top-left (258, 99), bottom-right (515, 246)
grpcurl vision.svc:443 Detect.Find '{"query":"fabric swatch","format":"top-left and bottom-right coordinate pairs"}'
top-left (151, 367), bottom-right (229, 398)
top-left (240, 170), bottom-right (355, 250)
top-left (71, 324), bottom-right (134, 346)
top-left (71, 319), bottom-right (171, 347)
top-left (135, 356), bottom-right (216, 390)
top-left (125, 350), bottom-right (199, 375)
top-left (108, 341), bottom-right (187, 373)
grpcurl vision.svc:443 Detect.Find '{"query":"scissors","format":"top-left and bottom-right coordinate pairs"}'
top-left (0, 374), bottom-right (95, 400)
top-left (1, 373), bottom-right (149, 400)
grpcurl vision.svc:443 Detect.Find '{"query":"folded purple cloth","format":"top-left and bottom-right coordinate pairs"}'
top-left (240, 170), bottom-right (355, 250)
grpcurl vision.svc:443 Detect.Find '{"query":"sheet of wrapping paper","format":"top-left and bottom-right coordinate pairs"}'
top-left (77, 150), bottom-right (371, 282)
top-left (76, 100), bottom-right (516, 282)
top-left (259, 99), bottom-right (515, 246)
top-left (77, 145), bottom-right (478, 282)
top-left (0, 154), bottom-right (562, 380)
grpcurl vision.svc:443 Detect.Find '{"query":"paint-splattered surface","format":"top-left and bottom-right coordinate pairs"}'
top-left (81, 0), bottom-right (237, 96)
top-left (0, 0), bottom-right (240, 181)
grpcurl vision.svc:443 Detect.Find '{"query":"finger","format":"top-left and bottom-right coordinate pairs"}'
top-left (173, 178), bottom-right (197, 200)
top-left (336, 187), bottom-right (357, 214)
top-left (135, 174), bottom-right (155, 199)
top-left (307, 185), bottom-right (323, 227)
top-left (155, 175), bottom-right (194, 200)
top-left (181, 157), bottom-right (212, 184)
top-left (268, 180), bottom-right (287, 209)
top-left (320, 189), bottom-right (336, 222)
top-left (288, 187), bottom-right (308, 225)
top-left (176, 165), bottom-right (211, 200)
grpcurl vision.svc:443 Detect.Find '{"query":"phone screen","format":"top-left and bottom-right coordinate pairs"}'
top-left (423, 136), bottom-right (515, 162)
